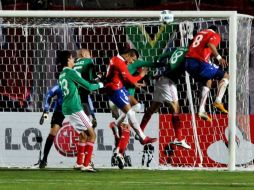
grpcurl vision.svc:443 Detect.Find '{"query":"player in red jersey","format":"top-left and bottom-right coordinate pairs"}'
top-left (185, 25), bottom-right (229, 122)
top-left (105, 48), bottom-right (157, 169)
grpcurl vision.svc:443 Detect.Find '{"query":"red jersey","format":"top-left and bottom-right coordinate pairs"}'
top-left (186, 29), bottom-right (221, 62)
top-left (105, 55), bottom-right (142, 91)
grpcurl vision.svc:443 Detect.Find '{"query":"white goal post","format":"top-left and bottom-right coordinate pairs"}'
top-left (0, 10), bottom-right (252, 171)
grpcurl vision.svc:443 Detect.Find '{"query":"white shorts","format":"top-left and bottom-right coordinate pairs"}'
top-left (153, 76), bottom-right (178, 103)
top-left (65, 110), bottom-right (92, 134)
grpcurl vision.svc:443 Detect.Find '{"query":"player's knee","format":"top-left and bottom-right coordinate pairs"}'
top-left (132, 103), bottom-right (141, 112)
top-left (126, 109), bottom-right (135, 119)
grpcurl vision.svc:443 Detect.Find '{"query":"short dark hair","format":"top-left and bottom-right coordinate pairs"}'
top-left (208, 25), bottom-right (218, 33)
top-left (123, 48), bottom-right (139, 59)
top-left (56, 50), bottom-right (72, 67)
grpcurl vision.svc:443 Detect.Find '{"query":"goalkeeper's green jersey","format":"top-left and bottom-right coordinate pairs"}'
top-left (59, 67), bottom-right (100, 115)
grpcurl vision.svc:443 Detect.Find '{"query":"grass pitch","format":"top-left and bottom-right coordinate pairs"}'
top-left (1, 168), bottom-right (254, 190)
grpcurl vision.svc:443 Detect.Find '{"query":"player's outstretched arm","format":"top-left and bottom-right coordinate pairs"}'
top-left (71, 69), bottom-right (103, 91)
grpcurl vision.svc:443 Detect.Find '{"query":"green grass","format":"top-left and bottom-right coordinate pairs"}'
top-left (0, 168), bottom-right (254, 190)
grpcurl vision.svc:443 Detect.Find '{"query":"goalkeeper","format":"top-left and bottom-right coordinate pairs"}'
top-left (39, 84), bottom-right (64, 169)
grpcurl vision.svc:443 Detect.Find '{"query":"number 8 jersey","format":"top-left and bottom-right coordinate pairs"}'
top-left (185, 29), bottom-right (221, 63)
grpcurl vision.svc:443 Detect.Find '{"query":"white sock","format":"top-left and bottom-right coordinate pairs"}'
top-left (126, 109), bottom-right (146, 140)
top-left (215, 78), bottom-right (229, 103)
top-left (199, 86), bottom-right (210, 113)
top-left (132, 103), bottom-right (141, 112)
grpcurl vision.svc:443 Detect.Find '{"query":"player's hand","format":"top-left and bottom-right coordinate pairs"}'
top-left (139, 68), bottom-right (148, 78)
top-left (134, 82), bottom-right (146, 89)
top-left (219, 58), bottom-right (228, 69)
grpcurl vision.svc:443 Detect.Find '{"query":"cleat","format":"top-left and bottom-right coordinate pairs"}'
top-left (116, 153), bottom-right (125, 169)
top-left (213, 102), bottom-right (228, 113)
top-left (81, 165), bottom-right (96, 172)
top-left (39, 160), bottom-right (47, 169)
top-left (198, 112), bottom-right (212, 122)
top-left (172, 139), bottom-right (191, 149)
top-left (140, 136), bottom-right (158, 145)
top-left (73, 163), bottom-right (83, 170)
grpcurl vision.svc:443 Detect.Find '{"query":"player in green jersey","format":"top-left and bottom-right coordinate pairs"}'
top-left (58, 50), bottom-right (103, 172)
top-left (73, 49), bottom-right (99, 169)
top-left (140, 47), bottom-right (191, 149)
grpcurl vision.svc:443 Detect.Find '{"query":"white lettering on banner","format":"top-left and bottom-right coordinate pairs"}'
top-left (0, 112), bottom-right (159, 168)
top-left (207, 127), bottom-right (254, 164)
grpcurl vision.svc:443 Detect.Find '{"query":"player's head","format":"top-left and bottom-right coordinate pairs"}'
top-left (57, 50), bottom-right (74, 68)
top-left (208, 25), bottom-right (218, 33)
top-left (77, 49), bottom-right (91, 58)
top-left (122, 48), bottom-right (139, 64)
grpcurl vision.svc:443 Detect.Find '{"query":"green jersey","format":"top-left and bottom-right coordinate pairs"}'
top-left (157, 47), bottom-right (188, 73)
top-left (59, 67), bottom-right (100, 115)
top-left (127, 60), bottom-right (156, 96)
top-left (73, 58), bottom-right (95, 81)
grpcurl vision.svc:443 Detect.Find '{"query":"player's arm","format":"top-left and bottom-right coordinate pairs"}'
top-left (129, 60), bottom-right (156, 73)
top-left (40, 85), bottom-right (59, 123)
top-left (120, 63), bottom-right (147, 84)
top-left (70, 69), bottom-right (103, 91)
top-left (207, 42), bottom-right (228, 68)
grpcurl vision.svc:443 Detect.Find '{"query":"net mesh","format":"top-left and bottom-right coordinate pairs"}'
top-left (0, 15), bottom-right (252, 168)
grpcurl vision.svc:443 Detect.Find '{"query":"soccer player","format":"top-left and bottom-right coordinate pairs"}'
top-left (39, 84), bottom-right (64, 168)
top-left (108, 58), bottom-right (157, 168)
top-left (58, 50), bottom-right (103, 172)
top-left (105, 48), bottom-right (157, 169)
top-left (185, 25), bottom-right (229, 122)
top-left (73, 49), bottom-right (99, 169)
top-left (140, 47), bottom-right (191, 149)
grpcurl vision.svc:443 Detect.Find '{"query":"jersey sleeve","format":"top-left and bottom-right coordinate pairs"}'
top-left (129, 60), bottom-right (156, 72)
top-left (208, 33), bottom-right (221, 47)
top-left (70, 69), bottom-right (100, 91)
top-left (43, 85), bottom-right (59, 112)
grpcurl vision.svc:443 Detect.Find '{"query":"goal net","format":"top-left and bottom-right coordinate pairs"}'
top-left (0, 11), bottom-right (253, 170)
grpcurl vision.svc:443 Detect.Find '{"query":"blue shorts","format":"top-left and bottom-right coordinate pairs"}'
top-left (108, 87), bottom-right (130, 109)
top-left (185, 58), bottom-right (225, 81)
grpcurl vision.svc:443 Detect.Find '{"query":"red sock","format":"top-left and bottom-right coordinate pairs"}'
top-left (83, 141), bottom-right (94, 167)
top-left (140, 113), bottom-right (152, 131)
top-left (117, 128), bottom-right (130, 154)
top-left (76, 142), bottom-right (86, 165)
top-left (172, 114), bottom-right (183, 141)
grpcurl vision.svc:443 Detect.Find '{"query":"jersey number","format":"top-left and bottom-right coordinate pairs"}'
top-left (192, 34), bottom-right (203, 48)
top-left (60, 79), bottom-right (69, 96)
top-left (170, 50), bottom-right (184, 64)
